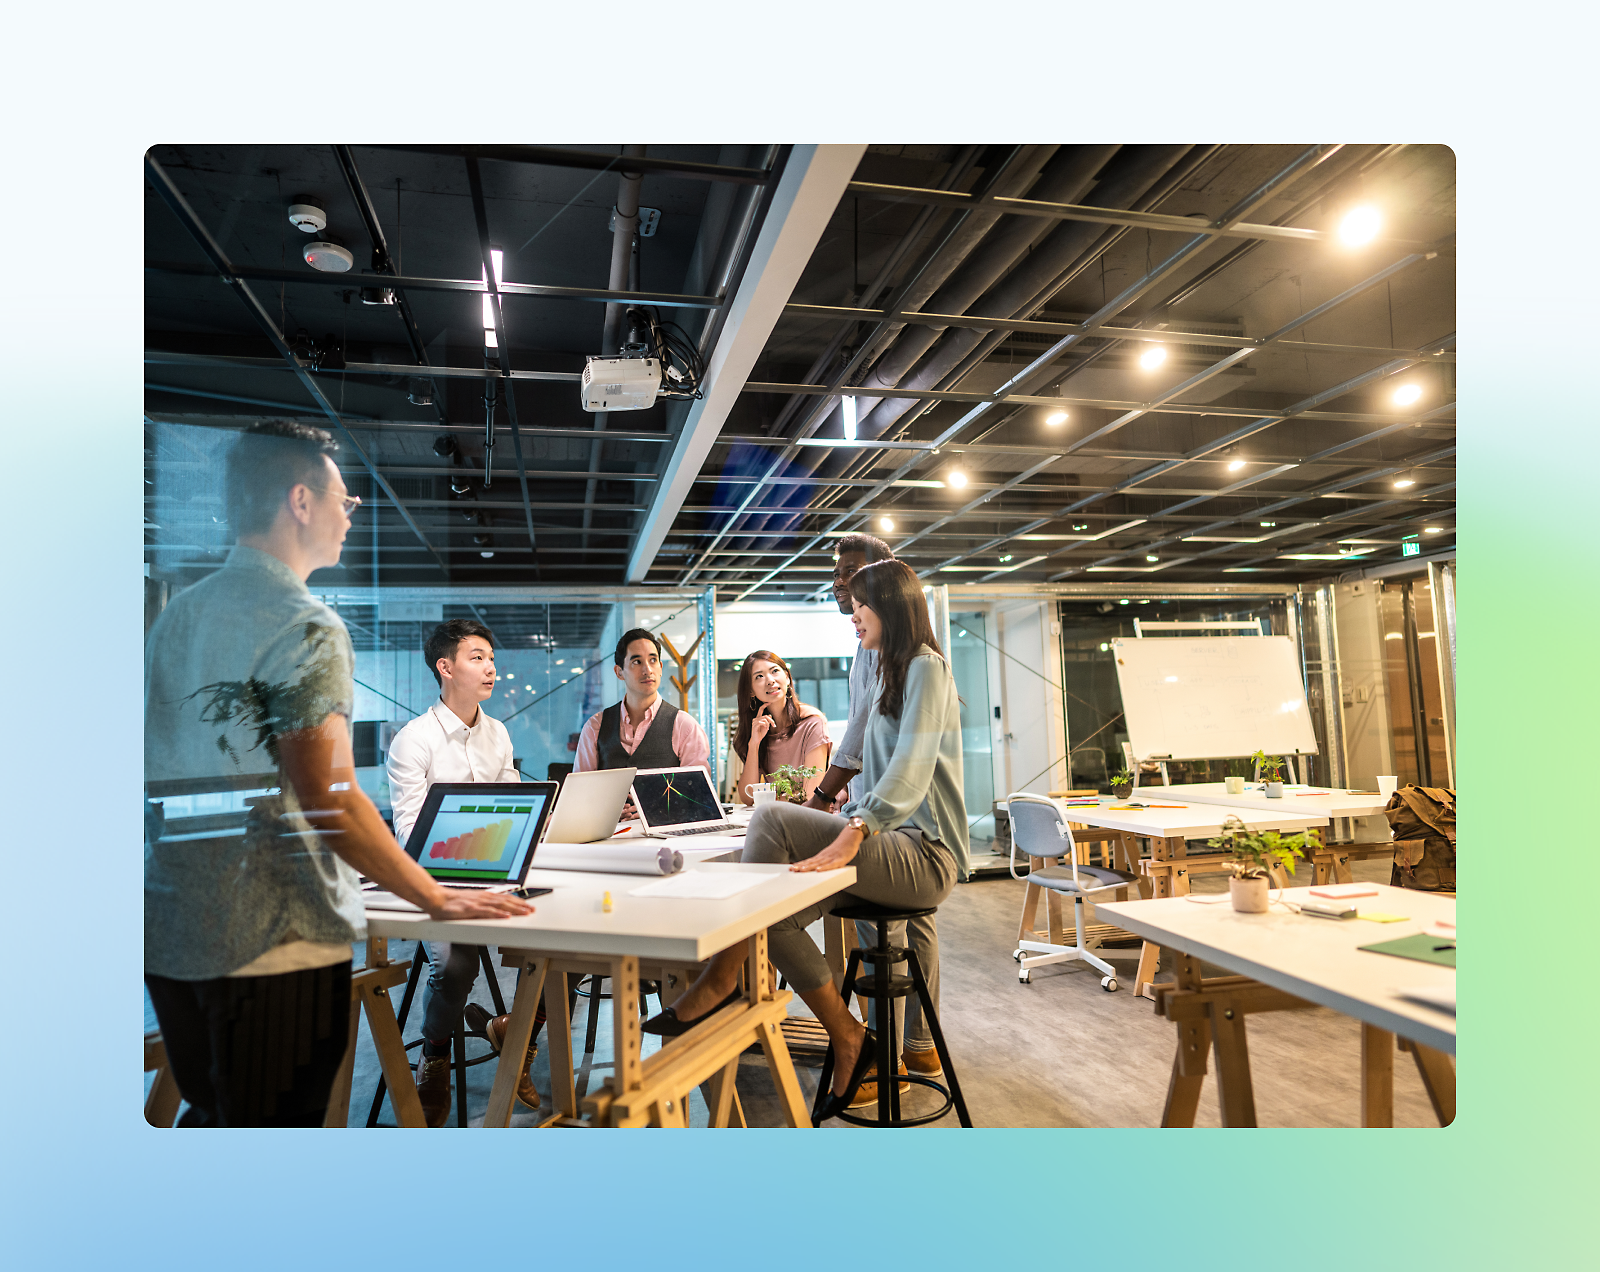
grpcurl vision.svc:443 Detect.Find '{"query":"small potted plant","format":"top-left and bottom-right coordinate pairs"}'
top-left (1207, 815), bottom-right (1318, 912)
top-left (1110, 768), bottom-right (1134, 800)
top-left (768, 764), bottom-right (820, 804)
top-left (1251, 749), bottom-right (1287, 798)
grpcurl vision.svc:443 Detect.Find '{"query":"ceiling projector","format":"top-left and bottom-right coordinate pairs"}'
top-left (581, 356), bottom-right (661, 413)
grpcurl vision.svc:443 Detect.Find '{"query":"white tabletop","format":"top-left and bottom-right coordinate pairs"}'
top-left (1006, 797), bottom-right (1328, 841)
top-left (1161, 782), bottom-right (1391, 821)
top-left (366, 861), bottom-right (855, 963)
top-left (1096, 885), bottom-right (1455, 1052)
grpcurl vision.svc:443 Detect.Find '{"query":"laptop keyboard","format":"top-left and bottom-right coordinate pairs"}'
top-left (657, 822), bottom-right (745, 838)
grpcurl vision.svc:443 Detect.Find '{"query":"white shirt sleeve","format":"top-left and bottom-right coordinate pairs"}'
top-left (385, 718), bottom-right (434, 846)
top-left (494, 718), bottom-right (520, 781)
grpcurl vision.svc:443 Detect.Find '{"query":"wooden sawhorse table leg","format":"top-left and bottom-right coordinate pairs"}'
top-left (325, 939), bottom-right (424, 1128)
top-left (1153, 960), bottom-right (1315, 1127)
top-left (1364, 1028), bottom-right (1455, 1127)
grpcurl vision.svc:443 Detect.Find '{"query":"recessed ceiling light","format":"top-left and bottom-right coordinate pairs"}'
top-left (879, 516), bottom-right (895, 532)
top-left (1338, 204), bottom-right (1382, 246)
top-left (1045, 410), bottom-right (1069, 426)
top-left (948, 469), bottom-right (969, 489)
top-left (1424, 526), bottom-right (1443, 533)
top-left (479, 550), bottom-right (495, 558)
top-left (1138, 344), bottom-right (1167, 370)
top-left (1393, 383), bottom-right (1423, 407)
top-left (1228, 459), bottom-right (1246, 472)
top-left (1260, 521), bottom-right (1276, 527)
top-left (1119, 599), bottom-right (1130, 605)
top-left (1072, 523), bottom-right (1089, 531)
top-left (999, 554), bottom-right (1013, 563)
top-left (1145, 554), bottom-right (1159, 562)
top-left (1394, 478), bottom-right (1416, 489)
top-left (842, 395), bottom-right (858, 442)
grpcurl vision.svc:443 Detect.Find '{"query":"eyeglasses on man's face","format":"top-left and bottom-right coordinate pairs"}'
top-left (309, 486), bottom-right (362, 516)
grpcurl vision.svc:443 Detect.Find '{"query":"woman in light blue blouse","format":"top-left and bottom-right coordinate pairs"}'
top-left (643, 560), bottom-right (966, 1118)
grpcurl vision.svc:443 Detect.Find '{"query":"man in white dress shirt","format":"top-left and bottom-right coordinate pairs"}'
top-left (386, 618), bottom-right (534, 1125)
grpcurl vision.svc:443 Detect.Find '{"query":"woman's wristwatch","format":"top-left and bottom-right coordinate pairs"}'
top-left (846, 815), bottom-right (868, 837)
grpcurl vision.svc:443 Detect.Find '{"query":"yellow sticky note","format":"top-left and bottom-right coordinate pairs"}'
top-left (1358, 911), bottom-right (1409, 923)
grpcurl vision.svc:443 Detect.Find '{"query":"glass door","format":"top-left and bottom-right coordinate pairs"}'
top-left (948, 612), bottom-right (996, 850)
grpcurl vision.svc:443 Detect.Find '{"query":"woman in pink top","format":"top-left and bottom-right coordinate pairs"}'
top-left (731, 650), bottom-right (830, 804)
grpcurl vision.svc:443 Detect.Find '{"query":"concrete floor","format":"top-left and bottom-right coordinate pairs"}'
top-left (321, 853), bottom-right (1444, 1129)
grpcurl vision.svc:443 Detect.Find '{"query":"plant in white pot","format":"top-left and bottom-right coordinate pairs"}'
top-left (1251, 749), bottom-right (1288, 798)
top-left (1207, 815), bottom-right (1317, 913)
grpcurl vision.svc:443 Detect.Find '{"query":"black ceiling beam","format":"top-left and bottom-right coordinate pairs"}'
top-left (466, 154), bottom-right (539, 575)
top-left (843, 179), bottom-right (1434, 251)
top-left (146, 348), bottom-right (582, 383)
top-left (146, 261), bottom-right (719, 310)
top-left (143, 153), bottom-right (447, 573)
top-left (330, 144), bottom-right (449, 427)
top-left (144, 402), bottom-right (673, 445)
top-left (370, 144), bottom-right (770, 186)
top-left (781, 302), bottom-right (1455, 363)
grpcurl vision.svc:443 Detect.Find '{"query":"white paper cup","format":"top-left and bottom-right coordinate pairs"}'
top-left (1377, 775), bottom-right (1399, 799)
top-left (1225, 776), bottom-right (1246, 794)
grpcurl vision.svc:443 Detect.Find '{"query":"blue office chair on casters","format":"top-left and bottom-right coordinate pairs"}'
top-left (1008, 793), bottom-right (1140, 991)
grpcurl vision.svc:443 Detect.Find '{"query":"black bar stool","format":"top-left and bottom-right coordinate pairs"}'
top-left (812, 901), bottom-right (972, 1127)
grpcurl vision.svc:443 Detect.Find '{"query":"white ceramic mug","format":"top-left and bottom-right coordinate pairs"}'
top-left (1377, 775), bottom-right (1399, 799)
top-left (745, 782), bottom-right (777, 807)
top-left (1224, 776), bottom-right (1246, 795)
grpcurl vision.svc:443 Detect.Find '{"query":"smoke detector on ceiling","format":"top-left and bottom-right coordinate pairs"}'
top-left (303, 240), bottom-right (354, 273)
top-left (287, 201), bottom-right (327, 234)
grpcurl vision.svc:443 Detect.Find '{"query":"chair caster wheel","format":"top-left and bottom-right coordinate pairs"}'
top-left (1101, 976), bottom-right (1118, 992)
top-left (1019, 969), bottom-right (1032, 984)
top-left (1012, 949), bottom-right (1024, 962)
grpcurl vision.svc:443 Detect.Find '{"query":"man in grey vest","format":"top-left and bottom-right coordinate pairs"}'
top-left (574, 628), bottom-right (710, 773)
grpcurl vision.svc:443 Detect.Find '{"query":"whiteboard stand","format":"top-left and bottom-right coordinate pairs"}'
top-left (1122, 741), bottom-right (1169, 788)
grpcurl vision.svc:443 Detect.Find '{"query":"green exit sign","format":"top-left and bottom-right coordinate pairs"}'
top-left (1401, 541), bottom-right (1421, 557)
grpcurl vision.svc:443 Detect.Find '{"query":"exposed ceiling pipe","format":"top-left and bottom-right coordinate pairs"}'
top-left (584, 145), bottom-right (647, 548)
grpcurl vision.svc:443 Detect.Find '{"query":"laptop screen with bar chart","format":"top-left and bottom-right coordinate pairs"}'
top-left (403, 782), bottom-right (557, 885)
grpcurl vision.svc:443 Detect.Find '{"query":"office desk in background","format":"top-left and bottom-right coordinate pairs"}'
top-left (1097, 885), bottom-right (1455, 1128)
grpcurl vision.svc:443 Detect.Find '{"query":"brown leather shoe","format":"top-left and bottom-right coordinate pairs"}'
top-left (484, 1014), bottom-right (540, 1110)
top-left (848, 1060), bottom-right (910, 1108)
top-left (903, 1047), bottom-right (944, 1078)
top-left (413, 1054), bottom-right (452, 1128)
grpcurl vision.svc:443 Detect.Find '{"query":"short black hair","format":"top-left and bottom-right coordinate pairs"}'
top-left (226, 419), bottom-right (340, 538)
top-left (836, 533), bottom-right (893, 564)
top-left (425, 618), bottom-right (496, 686)
top-left (614, 627), bottom-right (662, 668)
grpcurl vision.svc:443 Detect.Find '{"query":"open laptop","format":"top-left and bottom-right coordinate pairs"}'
top-left (363, 781), bottom-right (558, 910)
top-left (631, 766), bottom-right (744, 838)
top-left (543, 767), bottom-right (636, 843)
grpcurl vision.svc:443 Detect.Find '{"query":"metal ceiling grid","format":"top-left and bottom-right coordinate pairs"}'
top-left (144, 143), bottom-right (782, 588)
top-left (651, 143), bottom-right (1455, 598)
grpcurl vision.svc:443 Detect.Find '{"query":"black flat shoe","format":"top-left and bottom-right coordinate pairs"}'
top-left (641, 984), bottom-right (743, 1037)
top-left (814, 1028), bottom-right (879, 1124)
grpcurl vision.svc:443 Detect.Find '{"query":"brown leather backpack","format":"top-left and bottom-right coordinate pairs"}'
top-left (1385, 785), bottom-right (1456, 892)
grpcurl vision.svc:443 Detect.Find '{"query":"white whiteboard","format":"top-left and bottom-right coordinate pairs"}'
top-left (1110, 635), bottom-right (1318, 761)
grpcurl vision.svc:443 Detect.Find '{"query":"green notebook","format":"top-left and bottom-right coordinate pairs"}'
top-left (1358, 933), bottom-right (1456, 968)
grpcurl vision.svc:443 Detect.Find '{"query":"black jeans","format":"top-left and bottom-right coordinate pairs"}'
top-left (146, 962), bottom-right (352, 1127)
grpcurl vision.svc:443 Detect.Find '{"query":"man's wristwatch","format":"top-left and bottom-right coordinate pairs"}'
top-left (846, 815), bottom-right (868, 836)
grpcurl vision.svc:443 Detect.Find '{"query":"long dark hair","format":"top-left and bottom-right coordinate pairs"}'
top-left (850, 559), bottom-right (945, 720)
top-left (733, 649), bottom-right (802, 768)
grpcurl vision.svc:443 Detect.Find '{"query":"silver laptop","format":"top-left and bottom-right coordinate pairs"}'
top-left (544, 767), bottom-right (636, 843)
top-left (631, 766), bottom-right (745, 838)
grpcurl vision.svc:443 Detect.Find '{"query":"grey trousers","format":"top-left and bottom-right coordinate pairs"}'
top-left (420, 942), bottom-right (483, 1043)
top-left (741, 802), bottom-right (956, 1052)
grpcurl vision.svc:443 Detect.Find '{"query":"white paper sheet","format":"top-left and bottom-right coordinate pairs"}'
top-left (629, 870), bottom-right (771, 899)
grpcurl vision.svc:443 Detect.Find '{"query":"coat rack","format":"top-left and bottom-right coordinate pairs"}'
top-left (657, 631), bottom-right (704, 711)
